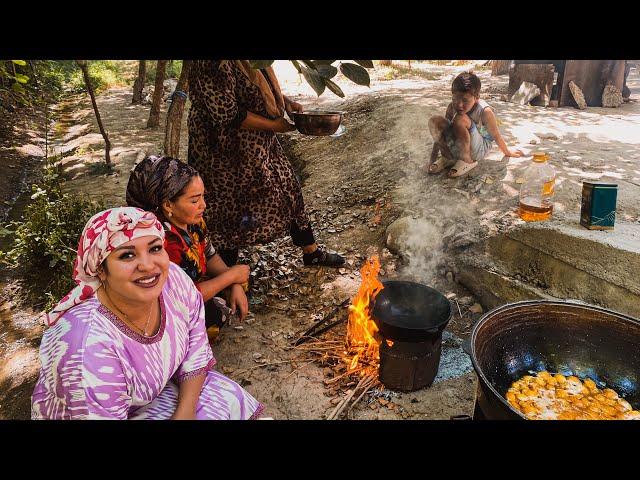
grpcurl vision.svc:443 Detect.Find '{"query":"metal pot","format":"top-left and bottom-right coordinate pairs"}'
top-left (371, 280), bottom-right (451, 342)
top-left (290, 110), bottom-right (343, 136)
top-left (371, 280), bottom-right (452, 391)
top-left (465, 300), bottom-right (640, 420)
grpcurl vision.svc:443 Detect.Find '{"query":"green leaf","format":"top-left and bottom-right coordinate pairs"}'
top-left (299, 60), bottom-right (318, 70)
top-left (14, 73), bottom-right (29, 84)
top-left (313, 60), bottom-right (336, 65)
top-left (290, 60), bottom-right (303, 74)
top-left (12, 60), bottom-right (27, 66)
top-left (301, 66), bottom-right (325, 96)
top-left (317, 64), bottom-right (338, 79)
top-left (323, 78), bottom-right (345, 98)
top-left (354, 60), bottom-right (375, 69)
top-left (11, 82), bottom-right (25, 93)
top-left (248, 60), bottom-right (274, 69)
top-left (49, 258), bottom-right (58, 268)
top-left (339, 63), bottom-right (370, 87)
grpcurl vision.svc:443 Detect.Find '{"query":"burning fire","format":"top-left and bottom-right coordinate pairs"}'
top-left (345, 255), bottom-right (384, 371)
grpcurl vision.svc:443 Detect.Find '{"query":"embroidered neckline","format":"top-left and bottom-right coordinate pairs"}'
top-left (98, 292), bottom-right (167, 344)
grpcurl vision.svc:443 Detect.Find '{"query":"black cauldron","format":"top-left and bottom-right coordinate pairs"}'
top-left (371, 280), bottom-right (451, 391)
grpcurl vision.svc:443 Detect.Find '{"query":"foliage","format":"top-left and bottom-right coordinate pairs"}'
top-left (0, 164), bottom-right (106, 309)
top-left (0, 60), bottom-right (31, 106)
top-left (145, 60), bottom-right (182, 84)
top-left (249, 60), bottom-right (374, 98)
top-left (68, 60), bottom-right (129, 94)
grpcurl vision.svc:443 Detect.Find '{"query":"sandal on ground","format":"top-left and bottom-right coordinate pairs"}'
top-left (425, 156), bottom-right (448, 174)
top-left (448, 159), bottom-right (478, 178)
top-left (303, 247), bottom-right (345, 267)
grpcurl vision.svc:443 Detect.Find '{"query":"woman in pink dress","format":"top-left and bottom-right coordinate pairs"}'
top-left (31, 207), bottom-right (263, 420)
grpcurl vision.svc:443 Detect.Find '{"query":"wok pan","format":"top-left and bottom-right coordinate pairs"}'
top-left (371, 280), bottom-right (451, 342)
top-left (467, 300), bottom-right (640, 420)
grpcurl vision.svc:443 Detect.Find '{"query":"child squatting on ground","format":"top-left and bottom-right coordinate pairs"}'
top-left (424, 71), bottom-right (524, 178)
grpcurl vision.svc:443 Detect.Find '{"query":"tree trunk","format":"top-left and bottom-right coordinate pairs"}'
top-left (131, 60), bottom-right (146, 105)
top-left (147, 60), bottom-right (167, 128)
top-left (76, 60), bottom-right (111, 167)
top-left (508, 63), bottom-right (555, 107)
top-left (491, 60), bottom-right (512, 76)
top-left (164, 60), bottom-right (192, 158)
top-left (379, 60), bottom-right (392, 66)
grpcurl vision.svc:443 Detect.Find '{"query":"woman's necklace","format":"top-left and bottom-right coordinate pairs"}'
top-left (102, 286), bottom-right (155, 336)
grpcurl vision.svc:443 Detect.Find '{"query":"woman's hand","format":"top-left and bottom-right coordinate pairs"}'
top-left (230, 264), bottom-right (250, 284)
top-left (285, 98), bottom-right (304, 115)
top-left (271, 117), bottom-right (297, 133)
top-left (228, 283), bottom-right (249, 321)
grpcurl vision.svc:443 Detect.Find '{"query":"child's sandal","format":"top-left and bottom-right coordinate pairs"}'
top-left (448, 160), bottom-right (478, 178)
top-left (427, 157), bottom-right (448, 174)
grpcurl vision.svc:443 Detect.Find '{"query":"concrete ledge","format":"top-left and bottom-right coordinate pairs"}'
top-left (455, 221), bottom-right (640, 318)
top-left (456, 264), bottom-right (557, 310)
top-left (504, 221), bottom-right (640, 295)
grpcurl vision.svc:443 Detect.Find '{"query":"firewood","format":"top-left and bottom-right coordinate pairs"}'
top-left (347, 377), bottom-right (378, 415)
top-left (324, 367), bottom-right (364, 385)
top-left (328, 374), bottom-right (376, 420)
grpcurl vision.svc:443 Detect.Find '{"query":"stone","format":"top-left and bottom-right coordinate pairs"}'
top-left (538, 132), bottom-right (558, 141)
top-left (458, 296), bottom-right (474, 306)
top-left (602, 84), bottom-right (624, 108)
top-left (469, 303), bottom-right (484, 314)
top-left (385, 217), bottom-right (412, 254)
top-left (509, 81), bottom-right (540, 105)
top-left (568, 81), bottom-right (588, 110)
top-left (385, 216), bottom-right (442, 258)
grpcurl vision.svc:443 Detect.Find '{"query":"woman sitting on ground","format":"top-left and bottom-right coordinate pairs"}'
top-left (126, 155), bottom-right (250, 340)
top-left (31, 207), bottom-right (263, 419)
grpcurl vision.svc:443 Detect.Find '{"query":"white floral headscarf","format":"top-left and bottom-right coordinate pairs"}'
top-left (46, 207), bottom-right (165, 326)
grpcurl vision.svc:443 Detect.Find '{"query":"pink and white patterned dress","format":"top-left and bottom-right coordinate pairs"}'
top-left (32, 263), bottom-right (263, 420)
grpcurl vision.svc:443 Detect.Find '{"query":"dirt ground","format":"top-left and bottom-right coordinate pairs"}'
top-left (1, 61), bottom-right (639, 419)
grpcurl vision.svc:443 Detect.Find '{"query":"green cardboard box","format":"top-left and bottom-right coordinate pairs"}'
top-left (580, 182), bottom-right (618, 230)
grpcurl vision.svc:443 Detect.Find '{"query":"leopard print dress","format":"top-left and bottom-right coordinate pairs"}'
top-left (187, 60), bottom-right (311, 250)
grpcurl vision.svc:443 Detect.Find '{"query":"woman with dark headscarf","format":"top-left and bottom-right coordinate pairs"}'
top-left (187, 60), bottom-right (345, 268)
top-left (126, 155), bottom-right (249, 341)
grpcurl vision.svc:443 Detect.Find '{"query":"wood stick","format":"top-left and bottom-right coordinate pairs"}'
top-left (326, 392), bottom-right (351, 420)
top-left (284, 360), bottom-right (315, 380)
top-left (293, 298), bottom-right (350, 346)
top-left (327, 375), bottom-right (373, 420)
top-left (324, 366), bottom-right (364, 385)
top-left (289, 345), bottom-right (343, 352)
top-left (454, 299), bottom-right (462, 318)
top-left (307, 315), bottom-right (347, 340)
top-left (347, 377), bottom-right (379, 416)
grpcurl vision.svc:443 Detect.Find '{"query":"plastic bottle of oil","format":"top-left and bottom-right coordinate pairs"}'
top-left (519, 152), bottom-right (556, 221)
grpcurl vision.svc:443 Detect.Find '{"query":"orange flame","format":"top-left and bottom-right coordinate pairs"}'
top-left (345, 255), bottom-right (384, 371)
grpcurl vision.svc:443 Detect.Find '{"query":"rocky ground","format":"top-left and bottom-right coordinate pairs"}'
top-left (1, 61), bottom-right (639, 419)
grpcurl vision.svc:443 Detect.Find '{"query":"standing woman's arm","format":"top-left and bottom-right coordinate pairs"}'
top-left (191, 60), bottom-right (294, 133)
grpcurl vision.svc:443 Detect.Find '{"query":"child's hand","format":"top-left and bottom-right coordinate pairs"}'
top-left (505, 149), bottom-right (524, 158)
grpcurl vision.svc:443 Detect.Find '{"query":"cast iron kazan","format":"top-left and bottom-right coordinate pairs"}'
top-left (466, 300), bottom-right (640, 420)
top-left (371, 280), bottom-right (451, 342)
top-left (371, 280), bottom-right (451, 391)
